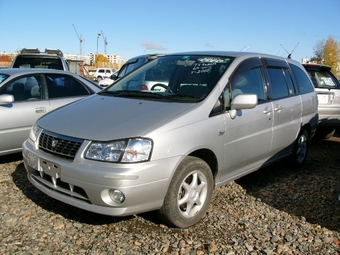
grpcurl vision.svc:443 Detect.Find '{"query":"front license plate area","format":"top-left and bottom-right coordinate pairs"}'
top-left (39, 158), bottom-right (61, 180)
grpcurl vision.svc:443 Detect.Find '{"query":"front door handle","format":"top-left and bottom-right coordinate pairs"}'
top-left (274, 105), bottom-right (283, 112)
top-left (263, 107), bottom-right (272, 114)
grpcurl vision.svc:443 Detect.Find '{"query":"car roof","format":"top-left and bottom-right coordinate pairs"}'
top-left (163, 51), bottom-right (302, 65)
top-left (126, 53), bottom-right (165, 63)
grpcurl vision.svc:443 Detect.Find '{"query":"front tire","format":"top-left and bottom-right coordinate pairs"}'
top-left (290, 129), bottom-right (309, 167)
top-left (158, 156), bottom-right (214, 228)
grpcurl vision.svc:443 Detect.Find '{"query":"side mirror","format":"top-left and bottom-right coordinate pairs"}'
top-left (0, 94), bottom-right (14, 105)
top-left (111, 74), bottom-right (118, 80)
top-left (229, 94), bottom-right (257, 119)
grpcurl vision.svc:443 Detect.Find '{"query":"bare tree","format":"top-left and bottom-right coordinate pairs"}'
top-left (313, 39), bottom-right (325, 62)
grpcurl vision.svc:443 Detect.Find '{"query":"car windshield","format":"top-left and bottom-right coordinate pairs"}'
top-left (0, 74), bottom-right (10, 84)
top-left (102, 55), bottom-right (234, 102)
top-left (308, 70), bottom-right (340, 89)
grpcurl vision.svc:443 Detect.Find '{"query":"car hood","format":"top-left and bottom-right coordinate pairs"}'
top-left (38, 94), bottom-right (195, 140)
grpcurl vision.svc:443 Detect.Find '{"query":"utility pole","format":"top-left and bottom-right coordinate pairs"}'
top-left (72, 24), bottom-right (83, 56)
top-left (101, 30), bottom-right (108, 54)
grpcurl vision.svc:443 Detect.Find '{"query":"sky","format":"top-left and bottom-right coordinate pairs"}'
top-left (1, 0), bottom-right (339, 63)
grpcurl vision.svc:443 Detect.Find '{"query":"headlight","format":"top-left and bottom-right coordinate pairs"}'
top-left (85, 138), bottom-right (152, 163)
top-left (29, 122), bottom-right (42, 142)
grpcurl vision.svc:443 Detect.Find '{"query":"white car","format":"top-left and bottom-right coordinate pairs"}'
top-left (98, 70), bottom-right (119, 87)
top-left (93, 68), bottom-right (116, 81)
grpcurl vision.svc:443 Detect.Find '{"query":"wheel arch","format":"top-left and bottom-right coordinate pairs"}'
top-left (188, 149), bottom-right (218, 181)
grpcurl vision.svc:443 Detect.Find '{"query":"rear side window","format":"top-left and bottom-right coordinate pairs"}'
top-left (45, 74), bottom-right (91, 98)
top-left (267, 68), bottom-right (290, 99)
top-left (289, 64), bottom-right (314, 94)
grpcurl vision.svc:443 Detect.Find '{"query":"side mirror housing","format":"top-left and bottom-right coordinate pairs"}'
top-left (229, 94), bottom-right (257, 119)
top-left (0, 94), bottom-right (14, 105)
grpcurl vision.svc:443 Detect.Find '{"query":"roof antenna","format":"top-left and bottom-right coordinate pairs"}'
top-left (280, 42), bottom-right (299, 59)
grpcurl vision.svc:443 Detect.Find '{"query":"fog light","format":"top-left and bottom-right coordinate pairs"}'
top-left (108, 189), bottom-right (125, 204)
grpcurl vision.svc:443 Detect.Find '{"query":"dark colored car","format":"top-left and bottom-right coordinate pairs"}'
top-left (303, 63), bottom-right (340, 138)
top-left (11, 48), bottom-right (70, 71)
top-left (116, 54), bottom-right (164, 79)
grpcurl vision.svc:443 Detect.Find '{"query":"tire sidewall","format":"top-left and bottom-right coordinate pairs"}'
top-left (159, 156), bottom-right (214, 228)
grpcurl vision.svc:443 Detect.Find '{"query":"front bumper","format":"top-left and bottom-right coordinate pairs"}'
top-left (22, 139), bottom-right (180, 216)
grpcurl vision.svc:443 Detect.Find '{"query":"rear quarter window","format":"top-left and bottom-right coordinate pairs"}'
top-left (289, 64), bottom-right (314, 94)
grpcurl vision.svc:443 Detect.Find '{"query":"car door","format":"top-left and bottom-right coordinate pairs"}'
top-left (0, 74), bottom-right (50, 154)
top-left (219, 58), bottom-right (273, 182)
top-left (264, 59), bottom-right (302, 158)
top-left (45, 73), bottom-right (93, 110)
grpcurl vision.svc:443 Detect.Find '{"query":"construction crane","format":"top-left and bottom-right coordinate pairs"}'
top-left (72, 24), bottom-right (83, 56)
top-left (101, 30), bottom-right (108, 54)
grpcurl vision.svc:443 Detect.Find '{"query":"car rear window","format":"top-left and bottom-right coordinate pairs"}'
top-left (305, 69), bottom-right (340, 89)
top-left (12, 56), bottom-right (63, 70)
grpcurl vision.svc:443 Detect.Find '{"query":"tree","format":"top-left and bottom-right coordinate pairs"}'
top-left (312, 40), bottom-right (325, 62)
top-left (312, 36), bottom-right (340, 77)
top-left (323, 36), bottom-right (340, 75)
top-left (0, 54), bottom-right (12, 62)
top-left (94, 53), bottom-right (109, 67)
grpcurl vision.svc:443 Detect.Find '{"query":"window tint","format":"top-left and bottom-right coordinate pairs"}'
top-left (267, 68), bottom-right (289, 99)
top-left (45, 74), bottom-right (90, 98)
top-left (283, 69), bottom-right (296, 95)
top-left (289, 64), bottom-right (314, 94)
top-left (13, 56), bottom-right (63, 70)
top-left (306, 69), bottom-right (339, 89)
top-left (0, 75), bottom-right (43, 101)
top-left (225, 58), bottom-right (266, 108)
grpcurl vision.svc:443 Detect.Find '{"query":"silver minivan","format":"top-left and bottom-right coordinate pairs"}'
top-left (23, 52), bottom-right (318, 228)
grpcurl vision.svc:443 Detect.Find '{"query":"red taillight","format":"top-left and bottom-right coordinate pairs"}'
top-left (140, 85), bottom-right (148, 90)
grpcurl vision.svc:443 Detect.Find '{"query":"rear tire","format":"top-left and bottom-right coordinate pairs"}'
top-left (158, 156), bottom-right (213, 228)
top-left (290, 129), bottom-right (309, 167)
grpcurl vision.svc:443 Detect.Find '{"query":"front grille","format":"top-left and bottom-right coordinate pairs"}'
top-left (39, 130), bottom-right (84, 160)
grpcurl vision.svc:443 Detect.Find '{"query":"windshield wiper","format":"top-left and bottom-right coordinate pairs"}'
top-left (98, 90), bottom-right (121, 95)
top-left (108, 90), bottom-right (164, 98)
top-left (164, 93), bottom-right (199, 99)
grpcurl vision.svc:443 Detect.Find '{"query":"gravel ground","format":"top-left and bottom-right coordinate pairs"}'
top-left (1, 136), bottom-right (340, 254)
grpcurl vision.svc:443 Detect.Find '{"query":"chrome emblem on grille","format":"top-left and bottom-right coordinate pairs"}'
top-left (51, 139), bottom-right (58, 148)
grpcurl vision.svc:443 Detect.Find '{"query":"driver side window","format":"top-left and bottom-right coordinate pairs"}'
top-left (224, 58), bottom-right (267, 109)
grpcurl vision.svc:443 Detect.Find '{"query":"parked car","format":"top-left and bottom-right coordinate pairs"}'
top-left (303, 63), bottom-right (340, 138)
top-left (11, 48), bottom-right (70, 71)
top-left (119, 54), bottom-right (165, 81)
top-left (0, 68), bottom-right (102, 156)
top-left (97, 54), bottom-right (164, 88)
top-left (23, 52), bottom-right (318, 228)
top-left (93, 68), bottom-right (116, 81)
top-left (98, 70), bottom-right (119, 87)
